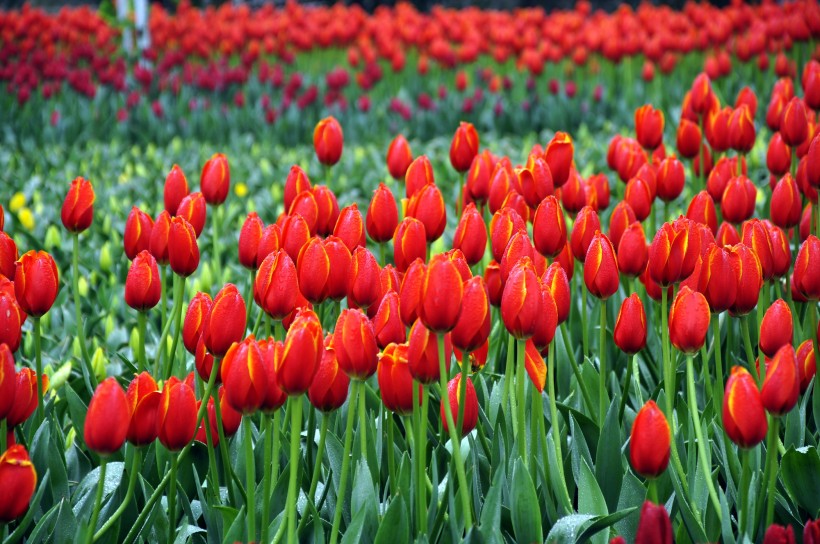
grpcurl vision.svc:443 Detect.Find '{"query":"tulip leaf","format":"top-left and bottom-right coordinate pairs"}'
top-left (613, 472), bottom-right (646, 542)
top-left (222, 505), bottom-right (246, 544)
top-left (374, 495), bottom-right (408, 544)
top-left (577, 507), bottom-right (639, 543)
top-left (64, 384), bottom-right (88, 449)
top-left (595, 401), bottom-right (623, 513)
top-left (780, 446), bottom-right (820, 518)
top-left (667, 459), bottom-right (708, 543)
top-left (478, 460), bottom-right (505, 541)
top-left (510, 458), bottom-right (543, 544)
top-left (577, 457), bottom-right (608, 544)
top-left (351, 458), bottom-right (378, 540)
top-left (340, 506), bottom-right (368, 544)
top-left (545, 514), bottom-right (596, 544)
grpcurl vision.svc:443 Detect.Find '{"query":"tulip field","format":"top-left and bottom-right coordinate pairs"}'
top-left (4, 1), bottom-right (820, 543)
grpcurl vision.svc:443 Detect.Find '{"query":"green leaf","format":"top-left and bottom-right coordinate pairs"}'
top-left (577, 458), bottom-right (608, 544)
top-left (780, 446), bottom-right (820, 518)
top-left (351, 458), bottom-right (379, 540)
top-left (64, 384), bottom-right (88, 450)
top-left (510, 458), bottom-right (543, 544)
top-left (222, 505), bottom-right (246, 544)
top-left (577, 507), bottom-right (638, 543)
top-left (613, 472), bottom-right (646, 542)
top-left (478, 461), bottom-right (505, 543)
top-left (375, 496), bottom-right (409, 544)
top-left (340, 506), bottom-right (368, 544)
top-left (546, 514), bottom-right (596, 544)
top-left (595, 401), bottom-right (623, 513)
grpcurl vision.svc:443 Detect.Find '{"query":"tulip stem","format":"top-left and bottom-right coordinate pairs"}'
top-left (73, 232), bottom-right (95, 388)
top-left (153, 277), bottom-right (179, 376)
top-left (661, 289), bottom-right (690, 498)
top-left (516, 339), bottom-right (528, 467)
top-left (560, 323), bottom-right (595, 416)
top-left (212, 204), bottom-right (221, 284)
top-left (386, 412), bottom-right (397, 497)
top-left (503, 334), bottom-right (515, 419)
top-left (713, 316), bottom-right (724, 416)
top-left (646, 478), bottom-right (658, 504)
top-left (246, 269), bottom-right (254, 331)
top-left (741, 316), bottom-right (758, 383)
top-left (456, 363), bottom-right (469, 448)
top-left (418, 384), bottom-right (429, 531)
top-left (163, 275), bottom-right (186, 379)
top-left (33, 317), bottom-right (44, 425)
top-left (160, 264), bottom-right (167, 355)
top-left (87, 458), bottom-right (107, 544)
top-left (810, 306), bottom-right (820, 389)
top-left (618, 354), bottom-right (634, 422)
top-left (330, 385), bottom-right (359, 544)
top-left (358, 379), bottom-right (367, 462)
top-left (548, 340), bottom-right (573, 513)
top-left (93, 447), bottom-right (141, 542)
top-left (764, 416), bottom-right (781, 528)
top-left (412, 382), bottom-right (423, 533)
top-left (243, 417), bottom-right (257, 542)
top-left (686, 355), bottom-right (722, 519)
top-left (439, 334), bottom-right (473, 530)
top-left (0, 420), bottom-right (5, 455)
top-left (599, 301), bottom-right (607, 426)
top-left (309, 414), bottom-right (329, 503)
top-left (263, 409), bottom-right (281, 542)
top-left (738, 448), bottom-right (752, 538)
top-left (167, 455), bottom-right (178, 543)
top-left (212, 380), bottom-right (238, 506)
top-left (581, 285), bottom-right (589, 360)
top-left (285, 397), bottom-right (303, 544)
top-left (136, 312), bottom-right (147, 372)
top-left (202, 398), bottom-right (221, 505)
top-left (122, 366), bottom-right (220, 544)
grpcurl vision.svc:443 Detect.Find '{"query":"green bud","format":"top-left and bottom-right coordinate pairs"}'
top-left (44, 225), bottom-right (61, 250)
top-left (49, 361), bottom-right (73, 391)
top-left (130, 327), bottom-right (140, 355)
top-left (91, 347), bottom-right (107, 382)
top-left (65, 427), bottom-right (76, 450)
top-left (78, 277), bottom-right (89, 298)
top-left (99, 243), bottom-right (113, 273)
top-left (105, 315), bottom-right (115, 338)
top-left (73, 336), bottom-right (82, 359)
top-left (200, 262), bottom-right (213, 293)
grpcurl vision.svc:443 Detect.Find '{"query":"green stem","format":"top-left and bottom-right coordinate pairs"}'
top-left (738, 449), bottom-right (752, 538)
top-left (153, 276), bottom-right (181, 376)
top-left (86, 458), bottom-right (107, 544)
top-left (764, 417), bottom-right (781, 528)
top-left (33, 317), bottom-right (44, 425)
top-left (0, 420), bottom-right (5, 456)
top-left (412, 381), bottom-right (421, 532)
top-left (286, 397), bottom-right (303, 544)
top-left (503, 334), bottom-right (515, 416)
top-left (163, 275), bottom-right (186, 379)
top-left (810, 305), bottom-right (820, 391)
top-left (330, 385), bottom-right (359, 544)
top-left (581, 284), bottom-right (589, 360)
top-left (560, 323), bottom-right (595, 415)
top-left (618, 353), bottom-right (634, 422)
top-left (244, 417), bottom-right (257, 543)
top-left (93, 448), bottom-right (141, 542)
top-left (516, 339), bottom-right (527, 466)
top-left (246, 269), bottom-right (255, 332)
top-left (358, 380), bottom-right (367, 462)
top-left (418, 384), bottom-right (429, 532)
top-left (167, 456), bottom-right (178, 543)
top-left (599, 300), bottom-right (607, 426)
top-left (741, 315), bottom-right (758, 383)
top-left (212, 204), bottom-right (221, 284)
top-left (160, 265), bottom-right (167, 349)
top-left (662, 289), bottom-right (690, 497)
top-left (548, 340), bottom-right (573, 512)
top-left (212, 378), bottom-right (237, 506)
top-left (438, 334), bottom-right (473, 530)
top-left (647, 479), bottom-right (658, 504)
top-left (136, 312), bottom-right (147, 372)
top-left (713, 315), bottom-right (725, 417)
top-left (686, 355), bottom-right (722, 519)
top-left (202, 397), bottom-right (221, 506)
top-left (379, 242), bottom-right (387, 268)
top-left (529, 383), bottom-right (540, 487)
top-left (386, 412), bottom-right (397, 497)
top-left (261, 416), bottom-right (273, 544)
top-left (73, 233), bottom-right (95, 386)
top-left (309, 414), bottom-right (329, 504)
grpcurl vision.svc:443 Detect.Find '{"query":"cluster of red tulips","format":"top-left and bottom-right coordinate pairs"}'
top-left (2, 52), bottom-right (820, 541)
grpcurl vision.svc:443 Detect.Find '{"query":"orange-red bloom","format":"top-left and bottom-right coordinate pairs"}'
top-left (617, 222), bottom-right (648, 278)
top-left (314, 116), bottom-right (344, 166)
top-left (333, 204), bottom-right (366, 252)
top-left (323, 236), bottom-right (351, 301)
top-left (238, 212), bottom-right (264, 269)
top-left (501, 257), bottom-right (541, 339)
top-left (308, 334), bottom-right (350, 412)
top-left (630, 400), bottom-right (670, 478)
top-left (284, 165), bottom-right (312, 212)
top-left (164, 164), bottom-right (189, 215)
top-left (124, 206), bottom-right (154, 261)
top-left (158, 377), bottom-right (197, 451)
top-left (61, 176), bottom-right (95, 233)
top-left (794, 235), bottom-right (820, 300)
top-left (297, 237), bottom-right (330, 304)
top-left (407, 183), bottom-right (446, 242)
top-left (0, 345), bottom-right (15, 420)
top-left (584, 232), bottom-right (619, 299)
top-left (0, 233), bottom-right (16, 281)
top-left (334, 309), bottom-right (379, 380)
top-left (635, 501), bottom-right (673, 544)
top-left (347, 246), bottom-right (381, 311)
top-left (14, 250), bottom-right (59, 317)
top-left (125, 371), bottom-right (160, 446)
top-left (222, 336), bottom-right (267, 414)
top-left (373, 290), bottom-right (405, 348)
top-left (149, 210), bottom-right (172, 266)
top-left (450, 276), bottom-right (490, 354)
top-left (386, 134), bottom-right (413, 181)
top-left (0, 280), bottom-right (24, 353)
top-left (761, 345), bottom-right (799, 416)
top-left (393, 217), bottom-right (426, 273)
top-left (176, 192), bottom-right (207, 238)
top-left (0, 445), bottom-right (37, 522)
top-left (405, 155), bottom-right (435, 199)
top-left (729, 105), bottom-right (756, 153)
top-left (124, 250), bottom-right (161, 312)
top-left (570, 206), bottom-right (601, 262)
top-left (449, 121), bottom-right (480, 173)
top-left (84, 377), bottom-right (130, 455)
top-left (533, 196), bottom-right (567, 258)
top-left (635, 104), bottom-right (664, 150)
top-left (407, 319), bottom-right (451, 384)
top-left (200, 153), bottom-right (230, 206)
top-left (258, 339), bottom-right (287, 412)
top-left (168, 217), bottom-right (200, 277)
top-left (378, 343), bottom-right (420, 415)
top-left (721, 176), bottom-right (756, 224)
top-left (453, 203), bottom-right (487, 266)
top-left (699, 244), bottom-right (739, 313)
top-left (255, 250), bottom-right (299, 320)
top-left (728, 243), bottom-right (763, 315)
top-left (440, 374), bottom-right (478, 437)
top-left (614, 293), bottom-right (647, 354)
top-left (276, 309), bottom-right (323, 395)
top-left (419, 253), bottom-right (464, 333)
top-left (543, 131), bottom-right (574, 188)
top-left (780, 97), bottom-right (809, 147)
top-left (759, 300), bottom-right (793, 358)
top-left (5, 368), bottom-right (47, 428)
top-left (723, 366), bottom-right (768, 448)
top-left (202, 283), bottom-right (247, 357)
top-left (183, 292), bottom-right (212, 355)
top-left (647, 218), bottom-right (699, 286)
top-left (669, 286), bottom-right (710, 353)
top-left (366, 183), bottom-right (399, 244)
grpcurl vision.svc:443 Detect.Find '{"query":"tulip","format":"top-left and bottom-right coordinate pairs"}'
top-left (561, 169), bottom-right (587, 213)
top-left (0, 344), bottom-right (16, 420)
top-left (280, 213), bottom-right (311, 263)
top-left (720, 176), bottom-right (756, 225)
top-left (378, 343), bottom-right (420, 415)
top-left (655, 157), bottom-right (685, 202)
top-left (767, 133), bottom-right (792, 176)
top-left (198, 387), bottom-right (242, 446)
top-left (347, 246), bottom-right (381, 311)
top-left (0, 445), bottom-right (37, 522)
top-left (296, 237), bottom-right (330, 304)
top-left (0, 233), bottom-right (15, 282)
top-left (630, 401), bottom-right (670, 478)
top-left (729, 105), bottom-right (756, 154)
top-left (284, 165), bottom-right (312, 212)
top-left (723, 366), bottom-right (768, 448)
top-left (761, 345), bottom-right (799, 416)
top-left (501, 257), bottom-right (541, 339)
top-left (366, 183), bottom-right (399, 245)
top-left (203, 283), bottom-right (246, 358)
top-left (255, 250), bottom-right (299, 320)
top-left (314, 116), bottom-right (344, 166)
top-left (201, 153), bottom-right (230, 206)
top-left (728, 243), bottom-right (763, 315)
top-left (392, 217), bottom-right (426, 273)
top-left (308, 336), bottom-right (350, 412)
top-left (238, 212), bottom-right (264, 270)
top-left (406, 183), bottom-right (446, 242)
top-left (487, 161), bottom-right (515, 214)
top-left (167, 217), bottom-right (199, 277)
top-left (61, 176), bottom-right (95, 232)
top-left (648, 219), bottom-right (699, 286)
top-left (584, 232), bottom-right (619, 299)
top-left (570, 206), bottom-right (601, 262)
top-left (157, 377), bottom-right (197, 451)
top-left (182, 292), bottom-right (212, 355)
top-left (706, 106), bottom-right (732, 153)
top-left (405, 155), bottom-right (435, 199)
top-left (499, 231), bottom-right (535, 283)
top-left (765, 222), bottom-right (791, 278)
top-left (686, 190), bottom-right (718, 235)
top-left (316, 236), bottom-right (349, 302)
top-left (164, 164), bottom-right (189, 215)
top-left (386, 135), bottom-right (413, 181)
top-left (533, 196), bottom-right (567, 258)
top-left (490, 207), bottom-right (527, 262)
top-left (759, 300), bottom-right (793, 357)
top-left (806, 519), bottom-right (820, 544)
top-left (84, 377), bottom-right (130, 455)
top-left (794, 236), bottom-right (820, 300)
top-left (313, 185), bottom-right (340, 237)
top-left (415, 253), bottom-right (462, 333)
top-left (608, 201), bottom-right (637, 251)
top-left (669, 286), bottom-right (710, 353)
top-left (450, 276), bottom-right (491, 354)
top-left (373, 291), bottom-right (405, 348)
top-left (614, 294), bottom-right (647, 354)
top-left (195, 335), bottom-right (219, 384)
top-left (635, 104), bottom-right (664, 150)
top-left (543, 131), bottom-right (574, 187)
top-left (126, 372), bottom-right (160, 446)
top-left (222, 337), bottom-right (267, 414)
top-left (176, 191), bottom-right (207, 238)
top-left (635, 501), bottom-right (673, 543)
top-left (770, 174), bottom-right (802, 229)
top-left (289, 189), bottom-right (319, 236)
top-left (407, 320), bottom-right (451, 385)
top-left (123, 207), bottom-right (154, 261)
top-left (440, 373), bottom-right (478, 437)
top-left (676, 119), bottom-right (702, 159)
top-left (452, 204), bottom-right (487, 266)
top-left (5, 369), bottom-right (46, 428)
top-left (797, 340), bottom-right (817, 394)
top-left (124, 250), bottom-right (161, 312)
top-left (334, 309), bottom-right (379, 380)
top-left (0, 282), bottom-right (24, 354)
top-left (14, 250), bottom-right (58, 317)
top-left (699, 244), bottom-right (739, 313)
top-left (780, 97), bottom-right (809, 147)
top-left (333, 204), bottom-right (366, 252)
top-left (450, 121), bottom-right (480, 175)
top-left (258, 339), bottom-right (287, 412)
top-left (149, 210), bottom-right (172, 266)
top-left (276, 309), bottom-right (323, 395)
top-left (763, 524), bottom-right (796, 544)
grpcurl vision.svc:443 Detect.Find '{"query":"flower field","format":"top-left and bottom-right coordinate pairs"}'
top-left (1, 1), bottom-right (820, 543)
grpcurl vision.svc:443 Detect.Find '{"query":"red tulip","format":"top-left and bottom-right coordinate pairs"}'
top-left (465, 150), bottom-right (494, 205)
top-left (378, 343), bottom-right (420, 415)
top-left (407, 183), bottom-right (446, 242)
top-left (794, 235), bottom-right (820, 300)
top-left (765, 222), bottom-right (791, 279)
top-left (770, 174), bottom-right (802, 229)
top-left (584, 232), bottom-right (619, 299)
top-left (440, 374), bottom-right (478, 437)
top-left (767, 133), bottom-right (792, 176)
top-left (308, 334), bottom-right (350, 412)
top-left (124, 206), bottom-right (154, 261)
top-left (676, 119), bottom-right (702, 159)
top-left (450, 276), bottom-right (490, 354)
top-left (195, 335), bottom-right (219, 383)
top-left (543, 131), bottom-right (574, 188)
top-left (728, 243), bottom-right (763, 315)
top-left (796, 340), bottom-right (817, 394)
top-left (635, 501), bottom-right (673, 544)
top-left (630, 400), bottom-right (670, 477)
top-left (157, 377), bottom-right (197, 451)
top-left (0, 232), bottom-right (16, 283)
top-left (314, 116), bottom-right (344, 166)
top-left (780, 97), bottom-right (809, 147)
top-left (183, 292), bottom-right (212, 355)
top-left (386, 135), bottom-right (413, 181)
top-left (167, 217), bottom-right (200, 277)
top-left (312, 185), bottom-right (340, 237)
top-left (0, 344), bottom-right (14, 422)
top-left (570, 206), bottom-right (601, 262)
top-left (5, 368), bottom-right (47, 428)
top-left (407, 319), bottom-right (451, 384)
top-left (289, 189), bottom-right (319, 237)
top-left (0, 445), bottom-right (37, 522)
top-left (761, 345), bottom-right (799, 416)
top-left (533, 196), bottom-right (567, 259)
top-left (255, 250), bottom-right (298, 320)
top-left (284, 165), bottom-right (312, 212)
top-left (399, 259), bottom-right (426, 326)
top-left (125, 250), bottom-right (161, 311)
top-left (276, 309), bottom-right (323, 395)
top-left (488, 161), bottom-right (515, 214)
top-left (0, 280), bottom-right (24, 353)
top-left (616, 222), bottom-right (648, 278)
top-left (297, 237), bottom-right (330, 304)
top-left (222, 337), bottom-right (267, 414)
top-left (333, 204), bottom-right (366, 252)
top-left (373, 291), bottom-right (405, 348)
top-left (721, 176), bottom-right (757, 224)
top-left (393, 217), bottom-right (426, 273)
top-left (322, 236), bottom-right (351, 301)
top-left (501, 257), bottom-right (541, 339)
top-left (729, 105), bottom-right (756, 154)
top-left (364, 183), bottom-right (399, 245)
top-left (164, 164), bottom-right (189, 214)
top-left (655, 157), bottom-right (685, 202)
top-left (61, 176), bottom-right (95, 232)
top-left (763, 524), bottom-right (796, 544)
top-left (334, 309), bottom-right (379, 380)
top-left (453, 203), bottom-right (487, 266)
top-left (608, 201), bottom-right (637, 251)
top-left (125, 372), bottom-right (160, 446)
top-left (14, 250), bottom-right (59, 317)
top-left (723, 366), bottom-right (768, 447)
top-left (419, 253), bottom-right (464, 333)
top-left (258, 339), bottom-right (287, 413)
top-left (687, 190), bottom-right (718, 235)
top-left (614, 293), bottom-right (647, 354)
top-left (705, 106), bottom-right (732, 153)
top-left (149, 211), bottom-right (172, 266)
top-left (490, 207), bottom-right (526, 262)
top-left (635, 104), bottom-right (664, 150)
top-left (347, 246), bottom-right (381, 311)
top-left (203, 283), bottom-right (246, 357)
top-left (669, 286), bottom-right (710, 353)
top-left (405, 155), bottom-right (435, 199)
top-left (200, 153), bottom-right (230, 206)
top-left (647, 218), bottom-right (699, 286)
top-left (759, 300), bottom-right (793, 357)
top-left (450, 122), bottom-right (480, 173)
top-left (84, 377), bottom-right (130, 455)
top-left (699, 244), bottom-right (740, 313)
top-left (238, 212), bottom-right (264, 269)
top-left (176, 192), bottom-right (207, 238)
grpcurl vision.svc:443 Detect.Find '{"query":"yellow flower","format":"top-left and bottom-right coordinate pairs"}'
top-left (9, 192), bottom-right (26, 213)
top-left (18, 207), bottom-right (35, 230)
top-left (234, 182), bottom-right (248, 198)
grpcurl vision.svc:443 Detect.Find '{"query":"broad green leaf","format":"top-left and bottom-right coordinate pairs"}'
top-left (780, 446), bottom-right (820, 518)
top-left (351, 458), bottom-right (378, 541)
top-left (510, 458), bottom-right (543, 544)
top-left (578, 458), bottom-right (608, 544)
top-left (577, 507), bottom-right (638, 543)
top-left (374, 496), bottom-right (408, 544)
top-left (478, 461), bottom-right (505, 543)
top-left (595, 401), bottom-right (623, 513)
top-left (546, 514), bottom-right (596, 544)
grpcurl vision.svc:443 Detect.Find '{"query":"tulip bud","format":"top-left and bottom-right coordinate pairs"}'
top-left (0, 445), bottom-right (37, 522)
top-left (721, 176), bottom-right (757, 224)
top-left (5, 368), bottom-right (46, 428)
top-left (364, 184), bottom-right (398, 245)
top-left (669, 286), bottom-right (710, 353)
top-left (501, 257), bottom-right (541, 339)
top-left (543, 131), bottom-right (574, 188)
top-left (407, 183), bottom-right (446, 242)
top-left (759, 300), bottom-right (793, 357)
top-left (453, 204), bottom-right (487, 266)
top-left (0, 345), bottom-right (16, 420)
top-left (297, 237), bottom-right (330, 304)
top-left (487, 161), bottom-right (514, 215)
top-left (125, 250), bottom-right (161, 312)
top-left (314, 116), bottom-right (344, 166)
top-left (584, 232), bottom-right (619, 299)
top-left (124, 207), bottom-right (154, 261)
top-left (347, 246), bottom-right (381, 311)
top-left (440, 373), bottom-right (478, 437)
top-left (222, 337), bottom-right (267, 414)
top-left (405, 155), bottom-right (435, 199)
top-left (276, 309), bottom-right (323, 395)
top-left (699, 244), bottom-right (739, 313)
top-left (723, 366), bottom-right (768, 448)
top-left (769, 174), bottom-right (802, 229)
top-left (796, 340), bottom-right (817, 394)
top-left (767, 133), bottom-right (792, 176)
top-left (407, 319), bottom-right (451, 384)
top-left (490, 207), bottom-right (526, 262)
top-left (729, 105), bottom-right (756, 153)
top-left (125, 372), bottom-right (160, 446)
top-left (308, 335), bottom-right (350, 412)
top-left (157, 377), bottom-right (197, 451)
top-left (391, 217), bottom-right (425, 274)
top-left (780, 97), bottom-right (809, 147)
top-left (705, 106), bottom-right (731, 153)
top-left (676, 119), bottom-right (702, 159)
top-left (255, 250), bottom-right (299, 320)
top-left (283, 165), bottom-right (312, 213)
top-left (312, 185), bottom-right (340, 237)
top-left (648, 219), bottom-right (698, 286)
top-left (168, 217), bottom-right (200, 277)
top-left (289, 190), bottom-right (319, 237)
top-left (635, 104), bottom-right (664, 150)
top-left (728, 243), bottom-right (763, 315)
top-left (499, 231), bottom-right (534, 283)
top-left (163, 165), bottom-right (189, 215)
top-left (333, 204), bottom-right (366, 252)
top-left (761, 345), bottom-right (800, 416)
top-left (0, 284), bottom-right (24, 353)
top-left (686, 190), bottom-right (718, 235)
top-left (630, 401), bottom-right (670, 478)
top-left (449, 122), bottom-right (480, 173)
top-left (617, 222), bottom-right (648, 278)
top-left (195, 335), bottom-right (219, 383)
top-left (570, 206), bottom-right (601, 262)
top-left (238, 212), bottom-right (264, 269)
top-left (334, 309), bottom-right (379, 380)
top-left (614, 293), bottom-right (647, 354)
top-left (533, 196), bottom-right (567, 259)
top-left (450, 276), bottom-right (491, 354)
top-left (387, 135), bottom-right (413, 181)
top-left (794, 235), bottom-right (820, 300)
top-left (149, 211), bottom-right (172, 266)
top-left (176, 192), bottom-right (207, 238)
top-left (84, 377), bottom-right (130, 455)
top-left (654, 157), bottom-right (684, 202)
top-left (762, 524), bottom-right (796, 544)
top-left (635, 501), bottom-right (673, 544)
top-left (258, 339), bottom-right (287, 413)
top-left (0, 231), bottom-right (18, 282)
top-left (183, 292), bottom-right (212, 355)
top-left (14, 250), bottom-right (59, 317)
top-left (378, 343), bottom-right (420, 415)
top-left (201, 153), bottom-right (230, 206)
top-left (61, 176), bottom-right (95, 233)
top-left (203, 283), bottom-right (247, 357)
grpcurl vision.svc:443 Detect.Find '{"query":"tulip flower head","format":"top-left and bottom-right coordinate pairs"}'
top-left (761, 344), bottom-right (799, 417)
top-left (14, 250), bottom-right (59, 317)
top-left (200, 153), bottom-right (230, 206)
top-left (84, 377), bottom-right (130, 455)
top-left (723, 366), bottom-right (768, 448)
top-left (630, 401), bottom-right (670, 478)
top-left (0, 445), bottom-right (37, 522)
top-left (314, 116), bottom-right (344, 166)
top-left (440, 373), bottom-right (478, 437)
top-left (61, 176), bottom-right (95, 233)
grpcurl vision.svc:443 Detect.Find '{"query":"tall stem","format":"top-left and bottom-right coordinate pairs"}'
top-left (212, 370), bottom-right (237, 506)
top-left (738, 449), bottom-right (752, 538)
top-left (87, 458), bottom-right (107, 544)
top-left (810, 305), bottom-right (820, 389)
top-left (764, 417), bottom-right (781, 527)
top-left (661, 288), bottom-right (689, 496)
top-left (386, 412), bottom-right (397, 497)
top-left (581, 284), bottom-right (589, 360)
top-left (599, 300), bottom-right (607, 426)
top-left (548, 340), bottom-right (572, 512)
top-left (308, 414), bottom-right (329, 504)
top-left (741, 315), bottom-right (758, 383)
top-left (713, 315), bottom-right (724, 416)
top-left (330, 385), bottom-right (359, 544)
top-left (285, 397), bottom-right (303, 544)
top-left (244, 417), bottom-right (257, 543)
top-left (33, 317), bottom-right (44, 424)
top-left (245, 269), bottom-right (254, 331)
top-left (358, 379), bottom-right (367, 461)
top-left (686, 355), bottom-right (722, 518)
top-left (516, 339), bottom-right (527, 466)
top-left (73, 233), bottom-right (95, 386)
top-left (136, 311), bottom-right (147, 372)
top-left (212, 204), bottom-right (221, 284)
top-left (412, 380), bottom-right (423, 533)
top-left (438, 334), bottom-right (473, 530)
top-left (167, 456), bottom-right (178, 543)
top-left (418, 385), bottom-right (430, 530)
top-left (160, 264), bottom-right (167, 354)
top-left (163, 275), bottom-right (186, 379)
top-left (560, 323), bottom-right (594, 415)
top-left (93, 448), bottom-right (141, 542)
